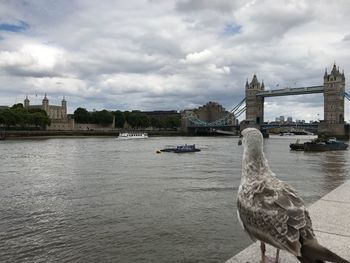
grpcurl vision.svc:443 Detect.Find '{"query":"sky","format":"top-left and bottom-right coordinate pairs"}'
top-left (0, 0), bottom-right (350, 122)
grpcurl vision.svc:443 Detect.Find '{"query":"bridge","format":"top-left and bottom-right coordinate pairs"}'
top-left (242, 63), bottom-right (349, 138)
top-left (182, 64), bottom-right (349, 137)
top-left (182, 99), bottom-right (245, 133)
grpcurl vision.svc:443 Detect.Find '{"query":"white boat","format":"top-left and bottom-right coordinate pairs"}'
top-left (117, 132), bottom-right (148, 139)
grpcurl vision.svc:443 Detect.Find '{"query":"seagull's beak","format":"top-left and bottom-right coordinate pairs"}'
top-left (238, 139), bottom-right (242, 146)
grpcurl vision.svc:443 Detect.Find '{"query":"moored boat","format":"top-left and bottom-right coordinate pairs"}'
top-left (304, 138), bottom-right (348, 151)
top-left (290, 138), bottom-right (348, 151)
top-left (160, 144), bottom-right (200, 153)
top-left (289, 139), bottom-right (304, 150)
top-left (117, 132), bottom-right (148, 139)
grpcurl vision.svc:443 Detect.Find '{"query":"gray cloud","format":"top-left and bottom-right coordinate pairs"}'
top-left (0, 0), bottom-right (350, 122)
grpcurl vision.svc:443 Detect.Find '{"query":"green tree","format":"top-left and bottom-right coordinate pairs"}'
top-left (165, 116), bottom-right (180, 128)
top-left (126, 112), bottom-right (150, 128)
top-left (150, 117), bottom-right (160, 128)
top-left (92, 110), bottom-right (114, 126)
top-left (11, 103), bottom-right (24, 109)
top-left (114, 110), bottom-right (125, 128)
top-left (74, 108), bottom-right (91, 123)
top-left (1, 109), bottom-right (16, 127)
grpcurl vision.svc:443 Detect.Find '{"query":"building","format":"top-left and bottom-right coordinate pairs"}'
top-left (194, 101), bottom-right (231, 123)
top-left (181, 101), bottom-right (237, 133)
top-left (319, 64), bottom-right (346, 137)
top-left (245, 75), bottom-right (264, 125)
top-left (24, 94), bottom-right (67, 119)
top-left (24, 95), bottom-right (73, 130)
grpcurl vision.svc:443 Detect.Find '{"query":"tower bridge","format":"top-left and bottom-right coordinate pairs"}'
top-left (181, 63), bottom-right (349, 137)
top-left (242, 63), bottom-right (349, 138)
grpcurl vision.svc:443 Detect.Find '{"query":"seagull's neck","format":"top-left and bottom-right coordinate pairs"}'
top-left (241, 148), bottom-right (272, 181)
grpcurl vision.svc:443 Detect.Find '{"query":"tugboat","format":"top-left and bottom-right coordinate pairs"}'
top-left (160, 144), bottom-right (201, 153)
top-left (290, 138), bottom-right (348, 151)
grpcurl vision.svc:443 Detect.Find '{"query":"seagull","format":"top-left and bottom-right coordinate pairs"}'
top-left (237, 128), bottom-right (349, 263)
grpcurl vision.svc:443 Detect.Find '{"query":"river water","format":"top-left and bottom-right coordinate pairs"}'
top-left (0, 136), bottom-right (349, 263)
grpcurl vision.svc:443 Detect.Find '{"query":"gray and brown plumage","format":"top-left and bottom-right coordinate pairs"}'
top-left (237, 128), bottom-right (349, 263)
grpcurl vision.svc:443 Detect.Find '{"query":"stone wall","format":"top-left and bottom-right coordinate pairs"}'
top-left (318, 122), bottom-right (347, 138)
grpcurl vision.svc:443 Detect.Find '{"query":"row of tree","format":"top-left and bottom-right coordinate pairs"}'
top-left (0, 104), bottom-right (50, 129)
top-left (73, 108), bottom-right (181, 129)
top-left (0, 104), bottom-right (181, 130)
top-left (73, 108), bottom-right (114, 126)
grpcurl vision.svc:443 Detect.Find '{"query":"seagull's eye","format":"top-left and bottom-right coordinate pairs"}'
top-left (238, 139), bottom-right (242, 146)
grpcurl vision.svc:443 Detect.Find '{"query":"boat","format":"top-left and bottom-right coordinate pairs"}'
top-left (304, 138), bottom-right (348, 151)
top-left (290, 138), bottom-right (348, 151)
top-left (160, 144), bottom-right (201, 153)
top-left (117, 132), bottom-right (148, 139)
top-left (280, 132), bottom-right (295, 136)
top-left (289, 139), bottom-right (304, 150)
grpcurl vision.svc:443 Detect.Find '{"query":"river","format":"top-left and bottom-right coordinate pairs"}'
top-left (0, 136), bottom-right (349, 263)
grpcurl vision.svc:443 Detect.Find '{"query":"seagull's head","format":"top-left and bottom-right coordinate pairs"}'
top-left (238, 128), bottom-right (264, 154)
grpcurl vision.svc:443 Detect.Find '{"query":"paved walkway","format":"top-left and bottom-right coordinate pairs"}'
top-left (226, 180), bottom-right (350, 263)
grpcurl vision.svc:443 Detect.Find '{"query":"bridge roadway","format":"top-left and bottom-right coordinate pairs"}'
top-left (256, 85), bottom-right (324, 97)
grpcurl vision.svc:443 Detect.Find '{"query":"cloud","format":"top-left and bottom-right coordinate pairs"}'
top-left (0, 42), bottom-right (66, 78)
top-left (175, 0), bottom-right (244, 13)
top-left (0, 0), bottom-right (350, 122)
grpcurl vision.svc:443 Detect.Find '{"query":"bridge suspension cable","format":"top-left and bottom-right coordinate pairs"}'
top-left (230, 97), bottom-right (246, 119)
top-left (230, 98), bottom-right (246, 113)
top-left (344, 91), bottom-right (350, 101)
top-left (234, 106), bottom-right (246, 118)
top-left (182, 97), bottom-right (246, 128)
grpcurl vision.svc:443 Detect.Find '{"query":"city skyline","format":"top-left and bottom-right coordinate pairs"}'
top-left (0, 1), bottom-right (350, 122)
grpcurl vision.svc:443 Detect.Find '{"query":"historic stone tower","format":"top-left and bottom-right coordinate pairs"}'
top-left (323, 64), bottom-right (345, 123)
top-left (61, 97), bottom-right (67, 118)
top-left (245, 74), bottom-right (265, 125)
top-left (319, 63), bottom-right (346, 137)
top-left (24, 95), bottom-right (30, 108)
top-left (42, 93), bottom-right (49, 112)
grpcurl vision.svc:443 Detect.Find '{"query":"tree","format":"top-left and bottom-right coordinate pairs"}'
top-left (1, 109), bottom-right (16, 127)
top-left (92, 110), bottom-right (114, 126)
top-left (11, 103), bottom-right (24, 109)
top-left (150, 117), bottom-right (160, 128)
top-left (165, 116), bottom-right (181, 128)
top-left (126, 112), bottom-right (149, 128)
top-left (74, 108), bottom-right (91, 123)
top-left (114, 110), bottom-right (125, 128)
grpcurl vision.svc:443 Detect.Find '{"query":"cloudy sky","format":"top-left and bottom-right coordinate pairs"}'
top-left (0, 0), bottom-right (350, 122)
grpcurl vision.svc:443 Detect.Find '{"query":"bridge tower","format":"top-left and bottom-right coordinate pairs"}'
top-left (319, 63), bottom-right (346, 137)
top-left (244, 74), bottom-right (265, 126)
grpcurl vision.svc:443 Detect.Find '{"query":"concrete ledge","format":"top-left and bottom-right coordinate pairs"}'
top-left (226, 181), bottom-right (350, 263)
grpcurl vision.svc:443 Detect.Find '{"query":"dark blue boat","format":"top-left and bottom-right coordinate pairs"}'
top-left (160, 144), bottom-right (201, 153)
top-left (290, 138), bottom-right (348, 151)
